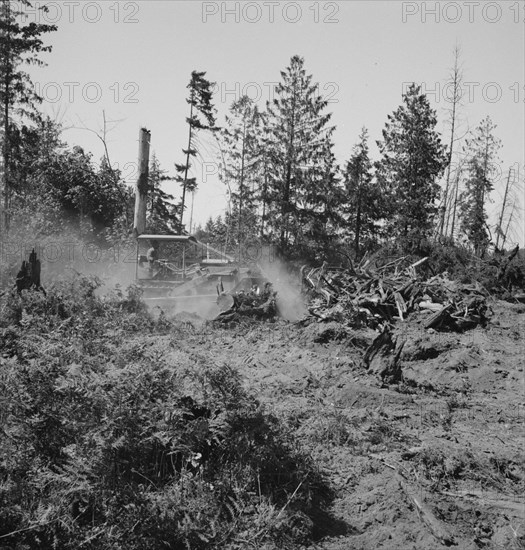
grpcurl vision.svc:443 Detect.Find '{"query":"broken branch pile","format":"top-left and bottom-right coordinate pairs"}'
top-left (302, 257), bottom-right (490, 332)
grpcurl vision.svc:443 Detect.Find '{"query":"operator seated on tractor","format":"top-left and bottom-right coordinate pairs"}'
top-left (147, 240), bottom-right (160, 275)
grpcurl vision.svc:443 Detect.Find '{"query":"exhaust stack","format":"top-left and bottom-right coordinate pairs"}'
top-left (133, 127), bottom-right (151, 236)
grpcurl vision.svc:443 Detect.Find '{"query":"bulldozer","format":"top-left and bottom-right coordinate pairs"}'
top-left (134, 233), bottom-right (270, 316)
top-left (131, 128), bottom-right (270, 318)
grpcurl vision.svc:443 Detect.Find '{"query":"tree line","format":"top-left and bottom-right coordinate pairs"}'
top-left (1, 0), bottom-right (520, 263)
top-left (196, 53), bottom-right (518, 261)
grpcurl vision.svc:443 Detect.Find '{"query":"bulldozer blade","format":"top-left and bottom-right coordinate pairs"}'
top-left (217, 293), bottom-right (235, 312)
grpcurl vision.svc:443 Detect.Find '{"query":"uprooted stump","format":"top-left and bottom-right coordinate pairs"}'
top-left (362, 325), bottom-right (405, 383)
top-left (214, 291), bottom-right (277, 324)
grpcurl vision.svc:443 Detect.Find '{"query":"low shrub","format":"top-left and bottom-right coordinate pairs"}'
top-left (0, 275), bottom-right (331, 549)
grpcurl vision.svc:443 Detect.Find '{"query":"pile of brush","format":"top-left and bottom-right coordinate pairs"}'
top-left (302, 256), bottom-right (489, 332)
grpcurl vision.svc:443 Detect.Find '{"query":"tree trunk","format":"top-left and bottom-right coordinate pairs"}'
top-left (355, 173), bottom-right (362, 258)
top-left (495, 168), bottom-right (512, 250)
top-left (280, 90), bottom-right (297, 252)
top-left (438, 47), bottom-right (461, 239)
top-left (132, 128), bottom-right (151, 236)
top-left (260, 157), bottom-right (268, 238)
top-left (2, 0), bottom-right (11, 235)
top-left (238, 117), bottom-right (246, 255)
top-left (448, 167), bottom-right (461, 240)
top-left (180, 98), bottom-right (194, 231)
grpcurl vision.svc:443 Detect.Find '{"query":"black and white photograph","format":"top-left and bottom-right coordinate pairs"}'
top-left (0, 1), bottom-right (524, 548)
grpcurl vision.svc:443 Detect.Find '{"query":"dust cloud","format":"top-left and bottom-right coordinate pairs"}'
top-left (258, 258), bottom-right (308, 321)
top-left (2, 228), bottom-right (308, 324)
top-left (0, 227), bottom-right (137, 294)
top-left (146, 295), bottom-right (220, 322)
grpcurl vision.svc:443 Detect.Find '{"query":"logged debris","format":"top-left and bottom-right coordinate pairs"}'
top-left (302, 256), bottom-right (490, 332)
top-left (214, 282), bottom-right (277, 323)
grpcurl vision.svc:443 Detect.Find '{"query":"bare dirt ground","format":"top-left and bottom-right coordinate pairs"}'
top-left (162, 298), bottom-right (524, 549)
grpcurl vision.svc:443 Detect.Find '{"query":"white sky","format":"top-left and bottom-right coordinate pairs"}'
top-left (23, 0), bottom-right (525, 244)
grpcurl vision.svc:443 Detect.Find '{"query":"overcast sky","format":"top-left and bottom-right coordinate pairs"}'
top-left (24, 0), bottom-right (524, 244)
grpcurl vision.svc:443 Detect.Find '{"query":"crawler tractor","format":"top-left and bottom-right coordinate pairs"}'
top-left (135, 233), bottom-right (269, 315)
top-left (131, 128), bottom-right (269, 316)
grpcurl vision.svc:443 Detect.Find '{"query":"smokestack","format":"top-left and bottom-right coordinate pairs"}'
top-left (133, 127), bottom-right (151, 236)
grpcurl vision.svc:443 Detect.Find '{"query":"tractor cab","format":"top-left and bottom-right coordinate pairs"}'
top-left (136, 234), bottom-right (200, 291)
top-left (135, 234), bottom-right (247, 300)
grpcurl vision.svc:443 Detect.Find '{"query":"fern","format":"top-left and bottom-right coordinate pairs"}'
top-left (0, 274), bottom-right (330, 549)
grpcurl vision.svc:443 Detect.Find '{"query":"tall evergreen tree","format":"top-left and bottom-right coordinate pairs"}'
top-left (460, 116), bottom-right (501, 256)
top-left (147, 153), bottom-right (177, 233)
top-left (175, 70), bottom-right (217, 232)
top-left (298, 132), bottom-right (343, 258)
top-left (256, 110), bottom-right (275, 239)
top-left (343, 128), bottom-right (383, 258)
top-left (376, 84), bottom-right (448, 250)
top-left (0, 0), bottom-right (57, 232)
top-left (219, 95), bottom-right (262, 245)
top-left (265, 55), bottom-right (339, 256)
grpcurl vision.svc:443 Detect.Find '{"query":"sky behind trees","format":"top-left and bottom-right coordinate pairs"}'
top-left (25, 0), bottom-right (524, 241)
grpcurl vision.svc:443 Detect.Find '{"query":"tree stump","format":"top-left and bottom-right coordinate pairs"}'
top-left (362, 325), bottom-right (405, 383)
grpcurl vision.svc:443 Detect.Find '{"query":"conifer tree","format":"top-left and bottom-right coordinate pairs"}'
top-left (256, 110), bottom-right (275, 239)
top-left (460, 116), bottom-right (501, 256)
top-left (175, 71), bottom-right (217, 232)
top-left (343, 128), bottom-right (383, 258)
top-left (0, 0), bottom-right (57, 232)
top-left (376, 84), bottom-right (448, 250)
top-left (147, 153), bottom-right (177, 233)
top-left (265, 55), bottom-right (339, 256)
top-left (219, 95), bottom-right (262, 245)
